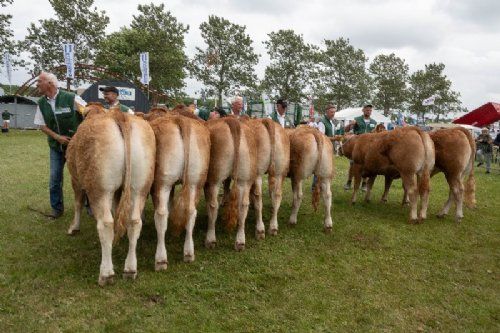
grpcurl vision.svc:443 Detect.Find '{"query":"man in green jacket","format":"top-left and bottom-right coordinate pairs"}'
top-left (100, 86), bottom-right (134, 114)
top-left (270, 99), bottom-right (294, 128)
top-left (343, 104), bottom-right (378, 190)
top-left (34, 72), bottom-right (87, 219)
top-left (2, 109), bottom-right (14, 133)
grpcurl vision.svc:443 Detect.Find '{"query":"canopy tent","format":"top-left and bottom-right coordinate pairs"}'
top-left (453, 102), bottom-right (500, 127)
top-left (334, 107), bottom-right (392, 127)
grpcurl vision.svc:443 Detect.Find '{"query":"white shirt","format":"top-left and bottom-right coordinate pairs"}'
top-left (34, 90), bottom-right (87, 126)
top-left (110, 100), bottom-right (134, 115)
top-left (317, 118), bottom-right (335, 136)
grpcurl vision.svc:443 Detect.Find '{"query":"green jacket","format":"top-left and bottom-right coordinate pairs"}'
top-left (37, 90), bottom-right (82, 151)
top-left (321, 115), bottom-right (334, 137)
top-left (107, 102), bottom-right (131, 113)
top-left (197, 108), bottom-right (210, 121)
top-left (2, 111), bottom-right (13, 120)
top-left (353, 115), bottom-right (377, 134)
top-left (271, 111), bottom-right (294, 128)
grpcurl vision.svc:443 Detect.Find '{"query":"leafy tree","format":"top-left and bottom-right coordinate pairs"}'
top-left (0, 0), bottom-right (24, 70)
top-left (408, 63), bottom-right (461, 122)
top-left (23, 0), bottom-right (109, 76)
top-left (189, 15), bottom-right (259, 107)
top-left (312, 37), bottom-right (371, 110)
top-left (95, 3), bottom-right (189, 96)
top-left (262, 29), bottom-right (314, 102)
top-left (369, 53), bottom-right (408, 116)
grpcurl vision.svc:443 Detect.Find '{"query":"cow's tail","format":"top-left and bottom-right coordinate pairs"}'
top-left (456, 127), bottom-right (476, 208)
top-left (311, 130), bottom-right (324, 211)
top-left (112, 110), bottom-right (132, 243)
top-left (261, 119), bottom-right (277, 194)
top-left (170, 117), bottom-right (193, 235)
top-left (224, 118), bottom-right (241, 230)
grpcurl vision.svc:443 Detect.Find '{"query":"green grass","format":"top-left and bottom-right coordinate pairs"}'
top-left (0, 129), bottom-right (499, 332)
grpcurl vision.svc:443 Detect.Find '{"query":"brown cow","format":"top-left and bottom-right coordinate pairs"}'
top-left (240, 117), bottom-right (290, 237)
top-left (430, 127), bottom-right (476, 222)
top-left (148, 109), bottom-right (211, 269)
top-left (204, 117), bottom-right (257, 250)
top-left (66, 104), bottom-right (156, 285)
top-left (342, 127), bottom-right (435, 224)
top-left (287, 127), bottom-right (335, 232)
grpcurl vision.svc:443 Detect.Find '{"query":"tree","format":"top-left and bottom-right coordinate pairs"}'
top-left (261, 29), bottom-right (314, 102)
top-left (189, 15), bottom-right (259, 107)
top-left (369, 53), bottom-right (408, 116)
top-left (95, 3), bottom-right (189, 96)
top-left (408, 63), bottom-right (461, 122)
top-left (23, 0), bottom-right (109, 76)
top-left (312, 38), bottom-right (371, 111)
top-left (0, 0), bottom-right (24, 70)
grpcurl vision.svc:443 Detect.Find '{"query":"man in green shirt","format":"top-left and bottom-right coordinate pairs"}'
top-left (2, 109), bottom-right (14, 133)
top-left (34, 72), bottom-right (87, 219)
top-left (343, 104), bottom-right (378, 190)
top-left (99, 86), bottom-right (134, 114)
top-left (476, 127), bottom-right (493, 174)
top-left (270, 99), bottom-right (294, 128)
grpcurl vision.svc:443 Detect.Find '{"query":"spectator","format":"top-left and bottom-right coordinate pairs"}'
top-left (99, 86), bottom-right (134, 115)
top-left (270, 99), bottom-right (294, 128)
top-left (230, 96), bottom-right (244, 117)
top-left (476, 127), bottom-right (493, 174)
top-left (2, 109), bottom-right (14, 133)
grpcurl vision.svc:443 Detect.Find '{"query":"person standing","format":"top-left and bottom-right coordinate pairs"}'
top-left (476, 127), bottom-right (493, 174)
top-left (343, 104), bottom-right (377, 190)
top-left (312, 104), bottom-right (336, 190)
top-left (99, 86), bottom-right (134, 115)
top-left (33, 72), bottom-right (87, 218)
top-left (2, 109), bottom-right (14, 133)
top-left (270, 99), bottom-right (294, 128)
top-left (229, 96), bottom-right (244, 117)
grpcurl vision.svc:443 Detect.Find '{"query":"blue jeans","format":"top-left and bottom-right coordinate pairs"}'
top-left (49, 147), bottom-right (66, 213)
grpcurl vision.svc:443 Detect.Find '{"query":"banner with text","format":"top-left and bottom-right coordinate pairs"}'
top-left (140, 52), bottom-right (150, 85)
top-left (62, 43), bottom-right (75, 79)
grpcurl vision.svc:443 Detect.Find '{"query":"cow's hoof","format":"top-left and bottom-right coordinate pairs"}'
top-left (418, 218), bottom-right (425, 224)
top-left (324, 226), bottom-right (333, 234)
top-left (436, 213), bottom-right (446, 219)
top-left (67, 228), bottom-right (80, 236)
top-left (350, 201), bottom-right (356, 206)
top-left (365, 199), bottom-right (371, 203)
top-left (455, 217), bottom-right (463, 224)
top-left (408, 219), bottom-right (419, 225)
top-left (155, 260), bottom-right (168, 271)
top-left (123, 271), bottom-right (137, 280)
top-left (402, 202), bottom-right (410, 206)
top-left (235, 242), bottom-right (245, 251)
top-left (205, 240), bottom-right (217, 249)
top-left (183, 254), bottom-right (195, 263)
top-left (98, 274), bottom-right (115, 287)
top-left (255, 230), bottom-right (265, 240)
top-left (380, 199), bottom-right (388, 203)
top-left (288, 221), bottom-right (297, 227)
top-left (268, 228), bottom-right (278, 236)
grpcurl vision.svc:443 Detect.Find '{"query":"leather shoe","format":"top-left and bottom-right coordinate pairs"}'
top-left (48, 210), bottom-right (64, 219)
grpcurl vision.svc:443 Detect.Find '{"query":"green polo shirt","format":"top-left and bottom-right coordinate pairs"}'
top-left (353, 115), bottom-right (377, 134)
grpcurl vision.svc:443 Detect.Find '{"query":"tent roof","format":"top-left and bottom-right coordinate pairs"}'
top-left (0, 95), bottom-right (38, 105)
top-left (453, 102), bottom-right (500, 127)
top-left (334, 107), bottom-right (392, 124)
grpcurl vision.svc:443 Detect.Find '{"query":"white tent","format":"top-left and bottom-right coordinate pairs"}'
top-left (334, 107), bottom-right (392, 127)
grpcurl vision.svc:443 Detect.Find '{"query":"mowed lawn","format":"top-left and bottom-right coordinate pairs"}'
top-left (0, 129), bottom-right (499, 333)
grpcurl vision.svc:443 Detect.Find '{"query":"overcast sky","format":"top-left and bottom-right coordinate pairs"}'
top-left (3, 0), bottom-right (500, 109)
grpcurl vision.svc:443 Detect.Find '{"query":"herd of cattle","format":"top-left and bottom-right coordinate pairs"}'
top-left (65, 104), bottom-right (476, 286)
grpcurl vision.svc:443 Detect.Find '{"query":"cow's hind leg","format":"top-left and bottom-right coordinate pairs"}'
top-left (450, 177), bottom-right (464, 223)
top-left (437, 189), bottom-right (453, 219)
top-left (288, 178), bottom-right (303, 226)
top-left (268, 175), bottom-right (284, 236)
top-left (183, 186), bottom-right (197, 262)
top-left (417, 169), bottom-right (431, 222)
top-left (204, 183), bottom-right (219, 249)
top-left (235, 181), bottom-right (251, 251)
top-left (381, 177), bottom-right (393, 203)
top-left (123, 192), bottom-right (144, 279)
top-left (401, 174), bottom-right (418, 224)
top-left (364, 176), bottom-right (376, 203)
top-left (252, 176), bottom-right (265, 240)
top-left (68, 182), bottom-right (84, 235)
top-left (321, 177), bottom-right (333, 233)
top-left (93, 193), bottom-right (115, 286)
top-left (153, 184), bottom-right (172, 271)
top-left (350, 168), bottom-right (362, 205)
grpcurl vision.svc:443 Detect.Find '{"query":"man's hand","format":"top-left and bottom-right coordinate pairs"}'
top-left (56, 135), bottom-right (71, 145)
top-left (350, 119), bottom-right (357, 125)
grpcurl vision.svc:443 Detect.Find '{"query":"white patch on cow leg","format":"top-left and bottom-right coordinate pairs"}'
top-left (288, 179), bottom-right (303, 225)
top-left (417, 171), bottom-right (431, 221)
top-left (451, 180), bottom-right (464, 223)
top-left (204, 184), bottom-right (219, 248)
top-left (124, 195), bottom-right (143, 279)
top-left (364, 176), bottom-right (376, 202)
top-left (268, 176), bottom-right (283, 235)
top-left (437, 189), bottom-right (453, 218)
top-left (351, 173), bottom-right (362, 204)
top-left (235, 182), bottom-right (250, 251)
top-left (154, 186), bottom-right (171, 271)
top-left (321, 178), bottom-right (333, 233)
top-left (68, 189), bottom-right (84, 235)
top-left (402, 174), bottom-right (418, 223)
top-left (96, 199), bottom-right (115, 286)
top-left (252, 176), bottom-right (265, 240)
top-left (183, 186), bottom-right (197, 262)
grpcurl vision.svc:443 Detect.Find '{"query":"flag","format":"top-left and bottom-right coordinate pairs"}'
top-left (3, 52), bottom-right (12, 84)
top-left (62, 43), bottom-right (75, 79)
top-left (422, 94), bottom-right (437, 106)
top-left (139, 52), bottom-right (150, 85)
top-left (242, 96), bottom-right (247, 114)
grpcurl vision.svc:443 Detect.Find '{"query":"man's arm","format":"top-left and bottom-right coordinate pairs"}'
top-left (40, 125), bottom-right (71, 145)
top-left (345, 119), bottom-right (357, 132)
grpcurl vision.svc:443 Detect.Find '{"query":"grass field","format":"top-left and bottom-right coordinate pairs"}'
top-left (0, 129), bottom-right (499, 332)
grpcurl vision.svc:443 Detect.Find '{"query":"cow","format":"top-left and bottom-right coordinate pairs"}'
top-left (204, 117), bottom-right (257, 251)
top-left (430, 127), bottom-right (476, 222)
top-left (341, 126), bottom-right (435, 224)
top-left (287, 127), bottom-right (335, 232)
top-left (239, 117), bottom-right (290, 237)
top-left (66, 104), bottom-right (156, 286)
top-left (147, 107), bottom-right (211, 269)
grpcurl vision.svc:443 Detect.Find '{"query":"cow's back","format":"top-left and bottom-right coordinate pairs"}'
top-left (430, 128), bottom-right (472, 176)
